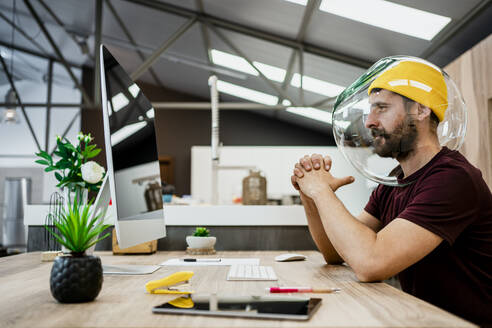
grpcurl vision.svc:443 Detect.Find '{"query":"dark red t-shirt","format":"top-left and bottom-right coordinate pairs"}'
top-left (364, 147), bottom-right (492, 326)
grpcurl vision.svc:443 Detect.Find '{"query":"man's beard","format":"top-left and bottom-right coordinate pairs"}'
top-left (370, 115), bottom-right (418, 161)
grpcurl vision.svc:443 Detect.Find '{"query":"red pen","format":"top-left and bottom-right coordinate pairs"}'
top-left (267, 287), bottom-right (340, 293)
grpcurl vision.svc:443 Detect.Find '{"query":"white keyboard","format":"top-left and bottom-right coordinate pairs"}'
top-left (227, 264), bottom-right (278, 281)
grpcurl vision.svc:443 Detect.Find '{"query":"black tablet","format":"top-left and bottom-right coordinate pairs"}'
top-left (153, 294), bottom-right (322, 321)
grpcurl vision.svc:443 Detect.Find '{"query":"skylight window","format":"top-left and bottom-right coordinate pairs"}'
top-left (253, 62), bottom-right (286, 83)
top-left (217, 80), bottom-right (278, 105)
top-left (111, 92), bottom-right (129, 113)
top-left (211, 49), bottom-right (256, 76)
top-left (211, 49), bottom-right (286, 82)
top-left (291, 73), bottom-right (344, 97)
top-left (111, 121), bottom-right (147, 146)
top-left (128, 83), bottom-right (140, 98)
top-left (319, 0), bottom-right (451, 41)
top-left (286, 107), bottom-right (333, 124)
top-left (283, 98), bottom-right (333, 124)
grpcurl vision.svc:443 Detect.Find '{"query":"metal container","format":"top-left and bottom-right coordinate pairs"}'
top-left (2, 178), bottom-right (31, 252)
top-left (242, 170), bottom-right (267, 205)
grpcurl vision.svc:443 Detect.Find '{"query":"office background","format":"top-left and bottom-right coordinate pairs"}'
top-left (0, 0), bottom-right (491, 252)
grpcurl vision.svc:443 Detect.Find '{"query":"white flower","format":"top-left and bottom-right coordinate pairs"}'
top-left (81, 161), bottom-right (105, 184)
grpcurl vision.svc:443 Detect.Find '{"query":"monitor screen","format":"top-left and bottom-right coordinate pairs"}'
top-left (101, 45), bottom-right (163, 220)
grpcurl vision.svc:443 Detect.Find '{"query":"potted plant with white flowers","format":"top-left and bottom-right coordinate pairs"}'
top-left (35, 132), bottom-right (105, 206)
top-left (35, 132), bottom-right (110, 303)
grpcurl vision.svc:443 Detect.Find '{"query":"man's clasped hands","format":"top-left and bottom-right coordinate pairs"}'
top-left (291, 154), bottom-right (355, 202)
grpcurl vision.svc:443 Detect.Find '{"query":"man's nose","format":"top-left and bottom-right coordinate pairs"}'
top-left (364, 111), bottom-right (378, 129)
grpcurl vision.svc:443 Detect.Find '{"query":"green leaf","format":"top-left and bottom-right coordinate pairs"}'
top-left (86, 149), bottom-right (101, 159)
top-left (56, 160), bottom-right (73, 170)
top-left (36, 150), bottom-right (50, 160)
top-left (35, 159), bottom-right (49, 166)
top-left (84, 232), bottom-right (111, 250)
top-left (54, 172), bottom-right (63, 182)
top-left (88, 184), bottom-right (100, 191)
top-left (53, 150), bottom-right (65, 158)
top-left (56, 137), bottom-right (66, 149)
top-left (65, 143), bottom-right (77, 152)
top-left (44, 167), bottom-right (56, 172)
top-left (84, 224), bottom-right (109, 246)
top-left (87, 211), bottom-right (104, 231)
top-left (43, 189), bottom-right (111, 252)
top-left (46, 228), bottom-right (73, 250)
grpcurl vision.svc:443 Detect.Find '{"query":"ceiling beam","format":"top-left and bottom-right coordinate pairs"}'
top-left (0, 11), bottom-right (49, 56)
top-left (281, 0), bottom-right (318, 105)
top-left (0, 53), bottom-right (42, 152)
top-left (102, 34), bottom-right (247, 79)
top-left (0, 40), bottom-right (81, 68)
top-left (207, 23), bottom-right (296, 105)
top-left (50, 111), bottom-right (81, 156)
top-left (308, 95), bottom-right (336, 108)
top-left (280, 51), bottom-right (297, 101)
top-left (0, 101), bottom-right (332, 110)
top-left (23, 0), bottom-right (93, 106)
top-left (298, 48), bottom-right (304, 106)
top-left (130, 17), bottom-right (197, 80)
top-left (297, 0), bottom-right (319, 42)
top-left (105, 0), bottom-right (165, 88)
top-left (195, 0), bottom-right (214, 67)
top-left (45, 59), bottom-right (53, 152)
top-left (125, 0), bottom-right (372, 68)
top-left (0, 103), bottom-right (85, 108)
top-left (37, 0), bottom-right (94, 61)
top-left (421, 0), bottom-right (491, 59)
top-left (151, 102), bottom-right (332, 110)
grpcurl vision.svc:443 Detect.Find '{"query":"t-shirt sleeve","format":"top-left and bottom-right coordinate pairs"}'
top-left (398, 168), bottom-right (479, 245)
top-left (364, 185), bottom-right (383, 220)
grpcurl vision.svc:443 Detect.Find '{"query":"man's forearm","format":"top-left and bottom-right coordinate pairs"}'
top-left (301, 193), bottom-right (343, 264)
top-left (312, 191), bottom-right (377, 277)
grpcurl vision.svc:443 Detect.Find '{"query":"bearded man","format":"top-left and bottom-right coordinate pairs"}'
top-left (292, 60), bottom-right (492, 326)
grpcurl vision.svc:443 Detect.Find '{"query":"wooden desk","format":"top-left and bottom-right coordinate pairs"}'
top-left (0, 251), bottom-right (476, 328)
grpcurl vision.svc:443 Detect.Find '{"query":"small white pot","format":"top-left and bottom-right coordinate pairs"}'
top-left (186, 236), bottom-right (216, 249)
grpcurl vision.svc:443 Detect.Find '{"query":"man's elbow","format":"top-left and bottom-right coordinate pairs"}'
top-left (352, 262), bottom-right (390, 282)
top-left (322, 254), bottom-right (344, 265)
top-left (354, 270), bottom-right (383, 282)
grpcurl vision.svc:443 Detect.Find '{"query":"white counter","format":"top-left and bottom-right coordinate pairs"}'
top-left (24, 204), bottom-right (307, 226)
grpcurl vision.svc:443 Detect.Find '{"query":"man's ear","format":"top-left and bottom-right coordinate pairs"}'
top-left (417, 104), bottom-right (432, 121)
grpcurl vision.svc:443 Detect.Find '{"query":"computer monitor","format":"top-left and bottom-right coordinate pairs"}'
top-left (99, 44), bottom-right (166, 250)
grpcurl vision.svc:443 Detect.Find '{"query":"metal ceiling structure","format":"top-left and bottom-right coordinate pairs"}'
top-left (0, 0), bottom-right (491, 141)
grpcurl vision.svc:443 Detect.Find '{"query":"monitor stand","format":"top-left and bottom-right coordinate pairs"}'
top-left (103, 264), bottom-right (160, 275)
top-left (93, 177), bottom-right (162, 275)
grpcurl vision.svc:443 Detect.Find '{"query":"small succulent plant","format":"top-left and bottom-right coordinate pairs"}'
top-left (193, 227), bottom-right (210, 237)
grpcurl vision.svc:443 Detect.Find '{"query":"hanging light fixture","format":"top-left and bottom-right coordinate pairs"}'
top-left (2, 89), bottom-right (21, 124)
top-left (2, 0), bottom-right (21, 125)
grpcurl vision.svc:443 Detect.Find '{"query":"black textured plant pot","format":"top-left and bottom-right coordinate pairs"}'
top-left (50, 255), bottom-right (103, 303)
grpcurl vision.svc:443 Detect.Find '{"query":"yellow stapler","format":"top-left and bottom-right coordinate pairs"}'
top-left (146, 271), bottom-right (194, 294)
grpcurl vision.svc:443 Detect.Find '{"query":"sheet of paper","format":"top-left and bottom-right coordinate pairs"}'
top-left (160, 258), bottom-right (260, 266)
